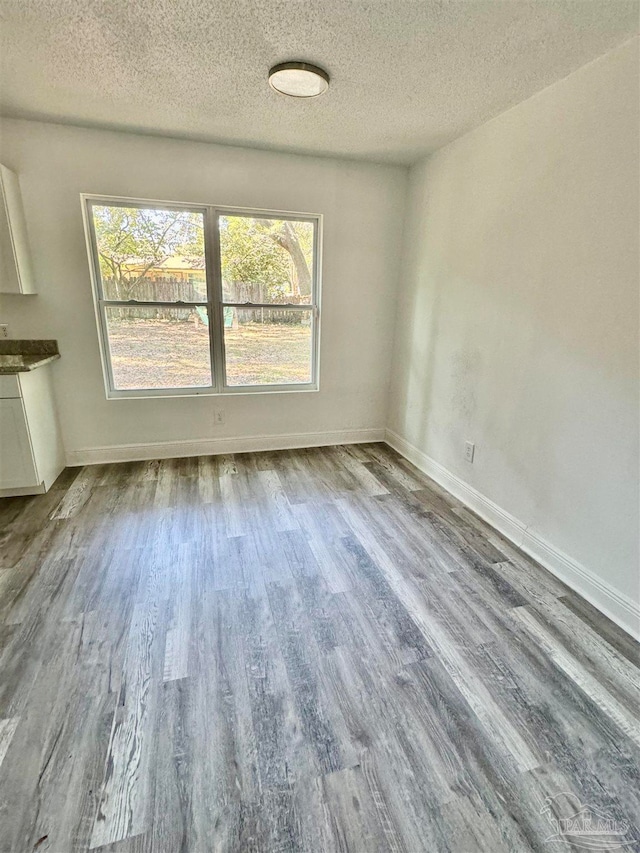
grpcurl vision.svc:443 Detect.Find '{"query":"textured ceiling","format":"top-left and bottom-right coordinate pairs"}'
top-left (0, 0), bottom-right (638, 164)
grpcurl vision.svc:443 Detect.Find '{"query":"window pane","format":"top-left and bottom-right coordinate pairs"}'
top-left (219, 215), bottom-right (314, 304)
top-left (224, 308), bottom-right (313, 386)
top-left (92, 205), bottom-right (207, 302)
top-left (105, 306), bottom-right (212, 390)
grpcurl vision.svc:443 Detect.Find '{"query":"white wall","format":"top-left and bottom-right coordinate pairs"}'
top-left (387, 38), bottom-right (639, 632)
top-left (0, 120), bottom-right (407, 459)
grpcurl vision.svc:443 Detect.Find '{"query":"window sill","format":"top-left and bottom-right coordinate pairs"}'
top-left (105, 384), bottom-right (319, 400)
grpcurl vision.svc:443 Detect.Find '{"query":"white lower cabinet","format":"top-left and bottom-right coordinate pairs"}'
top-left (0, 368), bottom-right (64, 496)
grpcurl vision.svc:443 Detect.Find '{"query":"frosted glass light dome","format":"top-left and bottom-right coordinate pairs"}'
top-left (268, 62), bottom-right (329, 98)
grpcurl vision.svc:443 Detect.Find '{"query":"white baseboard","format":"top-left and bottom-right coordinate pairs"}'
top-left (0, 481), bottom-right (46, 498)
top-left (65, 427), bottom-right (385, 467)
top-left (385, 428), bottom-right (640, 642)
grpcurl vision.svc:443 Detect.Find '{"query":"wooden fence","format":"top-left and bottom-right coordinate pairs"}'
top-left (103, 277), bottom-right (309, 325)
top-left (225, 281), bottom-right (307, 324)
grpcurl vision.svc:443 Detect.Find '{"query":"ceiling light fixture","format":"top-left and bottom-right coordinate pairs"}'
top-left (268, 61), bottom-right (329, 98)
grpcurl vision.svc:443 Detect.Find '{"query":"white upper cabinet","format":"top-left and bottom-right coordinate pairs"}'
top-left (0, 163), bottom-right (36, 294)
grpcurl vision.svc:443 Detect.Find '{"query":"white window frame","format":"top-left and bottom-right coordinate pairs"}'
top-left (81, 194), bottom-right (322, 399)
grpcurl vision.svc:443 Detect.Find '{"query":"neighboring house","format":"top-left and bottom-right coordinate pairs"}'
top-left (123, 254), bottom-right (206, 284)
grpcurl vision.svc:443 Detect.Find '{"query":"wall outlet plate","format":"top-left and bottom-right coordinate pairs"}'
top-left (464, 441), bottom-right (475, 463)
top-left (0, 324), bottom-right (8, 339)
top-left (214, 410), bottom-right (226, 425)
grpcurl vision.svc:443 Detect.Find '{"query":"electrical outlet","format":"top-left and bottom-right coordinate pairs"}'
top-left (0, 324), bottom-right (8, 339)
top-left (464, 441), bottom-right (475, 463)
top-left (214, 410), bottom-right (226, 425)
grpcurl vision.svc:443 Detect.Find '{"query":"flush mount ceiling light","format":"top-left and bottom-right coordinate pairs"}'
top-left (268, 62), bottom-right (329, 98)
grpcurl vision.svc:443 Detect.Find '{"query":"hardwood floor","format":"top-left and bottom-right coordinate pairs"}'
top-left (0, 443), bottom-right (638, 852)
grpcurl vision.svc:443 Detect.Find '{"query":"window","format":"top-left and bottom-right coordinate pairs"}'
top-left (83, 197), bottom-right (321, 398)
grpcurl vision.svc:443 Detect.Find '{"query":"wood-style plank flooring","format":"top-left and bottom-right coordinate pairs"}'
top-left (0, 443), bottom-right (638, 852)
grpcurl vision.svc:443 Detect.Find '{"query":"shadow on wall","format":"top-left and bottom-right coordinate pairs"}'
top-left (395, 160), bottom-right (457, 454)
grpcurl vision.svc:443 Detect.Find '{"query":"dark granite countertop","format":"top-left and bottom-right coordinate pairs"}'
top-left (0, 340), bottom-right (60, 374)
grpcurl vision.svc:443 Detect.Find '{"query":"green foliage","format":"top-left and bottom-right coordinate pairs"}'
top-left (93, 206), bottom-right (204, 298)
top-left (93, 206), bottom-right (313, 302)
top-left (219, 216), bottom-right (290, 298)
top-left (220, 216), bottom-right (313, 299)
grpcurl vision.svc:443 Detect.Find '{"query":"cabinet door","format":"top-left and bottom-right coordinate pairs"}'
top-left (0, 397), bottom-right (39, 488)
top-left (0, 164), bottom-right (36, 294)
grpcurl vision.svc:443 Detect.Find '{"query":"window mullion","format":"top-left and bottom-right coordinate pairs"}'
top-left (205, 206), bottom-right (226, 392)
